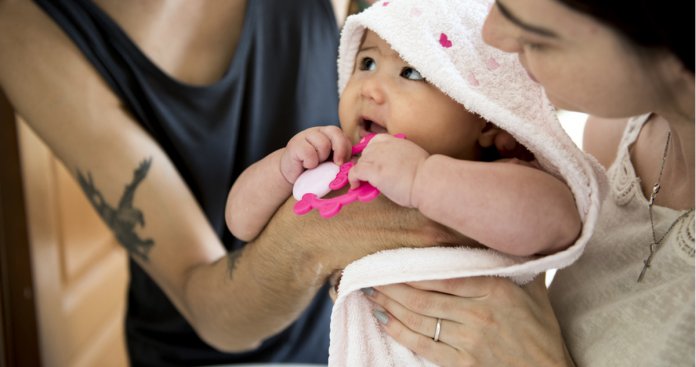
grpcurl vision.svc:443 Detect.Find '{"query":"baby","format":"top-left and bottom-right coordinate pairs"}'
top-left (225, 12), bottom-right (581, 257)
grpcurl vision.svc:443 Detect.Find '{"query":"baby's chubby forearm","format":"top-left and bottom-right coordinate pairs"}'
top-left (411, 155), bottom-right (581, 256)
top-left (227, 126), bottom-right (353, 241)
top-left (226, 149), bottom-right (294, 241)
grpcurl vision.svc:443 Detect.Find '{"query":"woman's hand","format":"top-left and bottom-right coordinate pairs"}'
top-left (364, 275), bottom-right (574, 367)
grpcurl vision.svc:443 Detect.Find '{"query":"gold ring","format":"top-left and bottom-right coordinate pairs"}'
top-left (433, 318), bottom-right (442, 342)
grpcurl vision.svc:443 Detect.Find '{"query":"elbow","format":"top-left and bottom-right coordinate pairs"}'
top-left (227, 220), bottom-right (255, 242)
top-left (184, 291), bottom-right (263, 352)
top-left (555, 194), bottom-right (583, 251)
top-left (196, 327), bottom-right (263, 354)
top-left (537, 183), bottom-right (583, 255)
top-left (561, 211), bottom-right (583, 250)
top-left (539, 209), bottom-right (582, 255)
top-left (225, 208), bottom-right (255, 242)
top-left (181, 264), bottom-right (264, 353)
top-left (503, 209), bottom-right (582, 257)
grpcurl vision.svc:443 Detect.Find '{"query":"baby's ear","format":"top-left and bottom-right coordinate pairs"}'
top-left (478, 122), bottom-right (514, 151)
top-left (480, 123), bottom-right (536, 160)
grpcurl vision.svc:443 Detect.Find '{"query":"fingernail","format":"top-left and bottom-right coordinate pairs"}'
top-left (372, 309), bottom-right (389, 325)
top-left (361, 287), bottom-right (375, 296)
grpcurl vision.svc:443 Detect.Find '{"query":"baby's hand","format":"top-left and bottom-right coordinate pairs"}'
top-left (348, 134), bottom-right (428, 208)
top-left (280, 126), bottom-right (352, 184)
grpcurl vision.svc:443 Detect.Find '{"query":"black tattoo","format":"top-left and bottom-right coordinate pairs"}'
top-left (226, 249), bottom-right (242, 279)
top-left (77, 158), bottom-right (154, 261)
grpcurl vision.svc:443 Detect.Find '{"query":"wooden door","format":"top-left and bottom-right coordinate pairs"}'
top-left (17, 118), bottom-right (129, 367)
top-left (0, 90), bottom-right (41, 367)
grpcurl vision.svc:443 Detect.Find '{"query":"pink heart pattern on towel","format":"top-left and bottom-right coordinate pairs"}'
top-left (467, 71), bottom-right (480, 86)
top-left (439, 33), bottom-right (453, 48)
top-left (486, 57), bottom-right (500, 70)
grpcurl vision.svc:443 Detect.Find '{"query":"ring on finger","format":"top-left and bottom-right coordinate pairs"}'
top-left (433, 318), bottom-right (442, 342)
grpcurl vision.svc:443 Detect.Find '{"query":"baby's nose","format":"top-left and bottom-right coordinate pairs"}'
top-left (360, 75), bottom-right (386, 104)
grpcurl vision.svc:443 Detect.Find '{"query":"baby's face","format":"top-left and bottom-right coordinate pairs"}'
top-left (339, 30), bottom-right (488, 160)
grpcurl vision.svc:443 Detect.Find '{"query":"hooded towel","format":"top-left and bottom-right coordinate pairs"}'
top-left (330, 0), bottom-right (606, 365)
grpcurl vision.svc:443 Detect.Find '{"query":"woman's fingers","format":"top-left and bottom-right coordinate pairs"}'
top-left (372, 308), bottom-right (474, 367)
top-left (366, 283), bottom-right (493, 349)
top-left (365, 275), bottom-right (570, 366)
top-left (366, 285), bottom-right (448, 339)
top-left (404, 276), bottom-right (513, 299)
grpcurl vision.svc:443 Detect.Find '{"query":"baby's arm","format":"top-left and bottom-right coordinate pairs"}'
top-left (226, 126), bottom-right (351, 241)
top-left (349, 135), bottom-right (580, 256)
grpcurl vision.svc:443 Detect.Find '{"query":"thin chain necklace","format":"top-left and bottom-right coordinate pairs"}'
top-left (637, 131), bottom-right (694, 282)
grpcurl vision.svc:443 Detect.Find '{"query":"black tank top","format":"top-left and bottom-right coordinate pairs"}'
top-left (35, 0), bottom-right (339, 365)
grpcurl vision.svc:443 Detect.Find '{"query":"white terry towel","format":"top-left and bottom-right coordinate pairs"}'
top-left (330, 0), bottom-right (607, 366)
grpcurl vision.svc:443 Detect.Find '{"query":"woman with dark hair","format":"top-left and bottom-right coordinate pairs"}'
top-left (361, 0), bottom-right (694, 365)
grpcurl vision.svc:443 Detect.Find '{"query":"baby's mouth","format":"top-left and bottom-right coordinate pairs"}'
top-left (361, 118), bottom-right (388, 135)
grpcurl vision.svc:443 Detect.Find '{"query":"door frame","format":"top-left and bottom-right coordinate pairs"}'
top-left (0, 89), bottom-right (41, 367)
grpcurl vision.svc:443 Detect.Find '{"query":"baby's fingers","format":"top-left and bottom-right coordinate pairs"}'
top-left (348, 157), bottom-right (373, 189)
top-left (303, 131), bottom-right (334, 167)
top-left (319, 126), bottom-right (352, 165)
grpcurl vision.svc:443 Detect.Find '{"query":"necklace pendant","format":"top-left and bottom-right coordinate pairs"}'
top-left (649, 184), bottom-right (661, 205)
top-left (637, 262), bottom-right (649, 282)
top-left (637, 248), bottom-right (656, 282)
top-left (651, 183), bottom-right (661, 196)
top-left (638, 132), bottom-right (674, 284)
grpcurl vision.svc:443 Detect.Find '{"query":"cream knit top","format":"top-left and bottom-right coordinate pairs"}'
top-left (549, 114), bottom-right (694, 367)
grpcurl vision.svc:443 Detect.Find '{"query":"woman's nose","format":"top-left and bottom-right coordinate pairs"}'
top-left (360, 74), bottom-right (386, 104)
top-left (482, 7), bottom-right (522, 53)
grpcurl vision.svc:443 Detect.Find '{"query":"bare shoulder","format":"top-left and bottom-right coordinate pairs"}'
top-left (0, 0), bottom-right (48, 53)
top-left (0, 0), bottom-right (92, 88)
top-left (583, 116), bottom-right (628, 169)
top-left (0, 0), bottom-right (31, 56)
top-left (0, 0), bottom-right (155, 178)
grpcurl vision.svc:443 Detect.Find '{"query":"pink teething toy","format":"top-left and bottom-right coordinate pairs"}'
top-left (292, 162), bottom-right (341, 200)
top-left (292, 133), bottom-right (405, 218)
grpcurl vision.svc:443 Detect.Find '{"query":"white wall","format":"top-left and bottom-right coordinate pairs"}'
top-left (546, 110), bottom-right (588, 286)
top-left (558, 110), bottom-right (588, 149)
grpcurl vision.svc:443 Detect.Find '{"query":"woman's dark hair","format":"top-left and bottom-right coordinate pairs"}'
top-left (557, 0), bottom-right (694, 73)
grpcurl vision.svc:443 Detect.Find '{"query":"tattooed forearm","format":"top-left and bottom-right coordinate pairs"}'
top-left (76, 158), bottom-right (154, 261)
top-left (226, 249), bottom-right (242, 279)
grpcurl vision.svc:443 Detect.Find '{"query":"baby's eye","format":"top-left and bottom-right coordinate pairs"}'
top-left (400, 67), bottom-right (424, 81)
top-left (359, 57), bottom-right (377, 71)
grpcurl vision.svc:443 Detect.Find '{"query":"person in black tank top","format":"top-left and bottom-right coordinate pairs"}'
top-left (33, 1), bottom-right (340, 365)
top-left (1, 0), bottom-right (458, 366)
